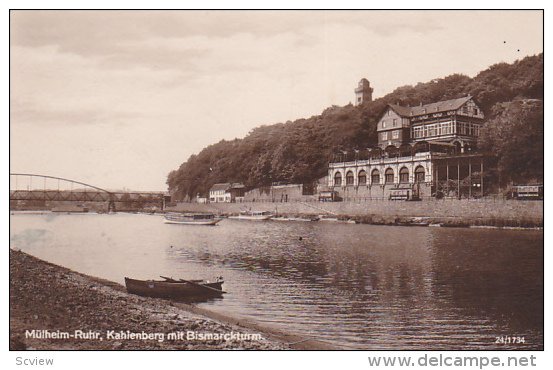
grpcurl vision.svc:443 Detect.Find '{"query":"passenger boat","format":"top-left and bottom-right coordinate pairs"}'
top-left (124, 276), bottom-right (225, 298)
top-left (163, 212), bottom-right (221, 225)
top-left (228, 210), bottom-right (273, 221)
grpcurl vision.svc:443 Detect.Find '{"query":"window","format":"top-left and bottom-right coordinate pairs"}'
top-left (371, 169), bottom-right (380, 184)
top-left (381, 132), bottom-right (388, 141)
top-left (346, 171), bottom-right (354, 185)
top-left (415, 166), bottom-right (425, 183)
top-left (427, 124), bottom-right (437, 137)
top-left (392, 130), bottom-right (399, 139)
top-left (357, 97), bottom-right (361, 103)
top-left (393, 119), bottom-right (397, 126)
top-left (334, 172), bottom-right (342, 186)
top-left (399, 167), bottom-right (409, 183)
top-left (358, 170), bottom-right (367, 185)
top-left (474, 108), bottom-right (479, 115)
top-left (385, 168), bottom-right (394, 184)
top-left (382, 120), bottom-right (387, 128)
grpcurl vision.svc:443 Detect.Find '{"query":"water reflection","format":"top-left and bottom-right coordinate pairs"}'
top-left (10, 213), bottom-right (543, 349)
top-left (429, 229), bottom-right (543, 338)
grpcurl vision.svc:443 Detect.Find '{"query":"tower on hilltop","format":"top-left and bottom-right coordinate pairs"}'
top-left (354, 78), bottom-right (373, 105)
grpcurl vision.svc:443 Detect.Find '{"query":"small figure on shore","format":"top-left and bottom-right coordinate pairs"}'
top-left (298, 237), bottom-right (303, 241)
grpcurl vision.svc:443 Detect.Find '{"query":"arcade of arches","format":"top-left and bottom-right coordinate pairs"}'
top-left (328, 153), bottom-right (486, 199)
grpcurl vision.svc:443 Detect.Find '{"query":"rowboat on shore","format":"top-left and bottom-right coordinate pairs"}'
top-left (163, 212), bottom-right (221, 225)
top-left (228, 210), bottom-right (273, 221)
top-left (124, 276), bottom-right (226, 298)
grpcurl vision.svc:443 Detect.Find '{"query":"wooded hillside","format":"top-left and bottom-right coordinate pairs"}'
top-left (167, 54), bottom-right (543, 199)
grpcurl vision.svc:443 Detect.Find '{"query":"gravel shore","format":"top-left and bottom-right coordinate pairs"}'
top-left (9, 249), bottom-right (289, 350)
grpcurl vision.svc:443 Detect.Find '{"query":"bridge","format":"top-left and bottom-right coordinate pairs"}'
top-left (10, 173), bottom-right (170, 212)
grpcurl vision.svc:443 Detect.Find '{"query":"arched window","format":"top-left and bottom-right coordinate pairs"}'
top-left (371, 169), bottom-right (380, 184)
top-left (399, 167), bottom-right (409, 183)
top-left (358, 170), bottom-right (367, 185)
top-left (334, 172), bottom-right (342, 186)
top-left (415, 166), bottom-right (425, 183)
top-left (399, 144), bottom-right (412, 157)
top-left (413, 141), bottom-right (430, 154)
top-left (385, 168), bottom-right (394, 184)
top-left (346, 171), bottom-right (354, 185)
top-left (385, 145), bottom-right (399, 158)
top-left (369, 147), bottom-right (382, 159)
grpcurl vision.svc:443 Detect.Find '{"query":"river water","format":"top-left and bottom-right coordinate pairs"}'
top-left (10, 212), bottom-right (543, 350)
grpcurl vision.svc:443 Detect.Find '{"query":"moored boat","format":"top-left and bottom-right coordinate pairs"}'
top-left (124, 276), bottom-right (225, 298)
top-left (272, 216), bottom-right (319, 222)
top-left (163, 212), bottom-right (221, 225)
top-left (228, 210), bottom-right (273, 221)
top-left (319, 216), bottom-right (356, 224)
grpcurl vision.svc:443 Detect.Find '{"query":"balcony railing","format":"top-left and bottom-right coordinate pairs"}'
top-left (329, 153), bottom-right (432, 167)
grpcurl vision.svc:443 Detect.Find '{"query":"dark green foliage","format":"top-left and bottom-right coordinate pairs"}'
top-left (168, 54), bottom-right (543, 200)
top-left (479, 99), bottom-right (543, 184)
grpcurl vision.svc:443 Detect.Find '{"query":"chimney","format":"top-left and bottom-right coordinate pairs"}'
top-left (419, 102), bottom-right (423, 107)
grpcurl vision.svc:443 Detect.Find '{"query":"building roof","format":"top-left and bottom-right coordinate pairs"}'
top-left (389, 96), bottom-right (473, 117)
top-left (388, 104), bottom-right (412, 117)
top-left (209, 183), bottom-right (245, 192)
top-left (210, 183), bottom-right (231, 192)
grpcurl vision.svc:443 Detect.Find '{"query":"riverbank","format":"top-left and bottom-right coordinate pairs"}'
top-left (167, 199), bottom-right (543, 229)
top-left (11, 249), bottom-right (337, 350)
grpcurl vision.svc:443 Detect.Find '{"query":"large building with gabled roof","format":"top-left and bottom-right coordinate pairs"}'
top-left (377, 95), bottom-right (484, 152)
top-left (328, 87), bottom-right (489, 200)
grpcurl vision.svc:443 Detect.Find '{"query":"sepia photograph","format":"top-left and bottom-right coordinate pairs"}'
top-left (9, 8), bottom-right (543, 358)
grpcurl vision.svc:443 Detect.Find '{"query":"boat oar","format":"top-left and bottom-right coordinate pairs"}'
top-left (160, 275), bottom-right (176, 282)
top-left (178, 278), bottom-right (227, 294)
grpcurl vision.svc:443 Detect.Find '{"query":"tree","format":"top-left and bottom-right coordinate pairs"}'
top-left (479, 99), bottom-right (543, 184)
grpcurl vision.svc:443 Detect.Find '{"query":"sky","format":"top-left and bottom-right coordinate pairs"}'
top-left (10, 10), bottom-right (543, 191)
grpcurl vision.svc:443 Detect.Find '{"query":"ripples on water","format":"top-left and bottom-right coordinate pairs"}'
top-left (10, 213), bottom-right (543, 350)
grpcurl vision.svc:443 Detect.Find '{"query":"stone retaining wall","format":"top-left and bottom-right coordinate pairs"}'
top-left (168, 199), bottom-right (543, 221)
